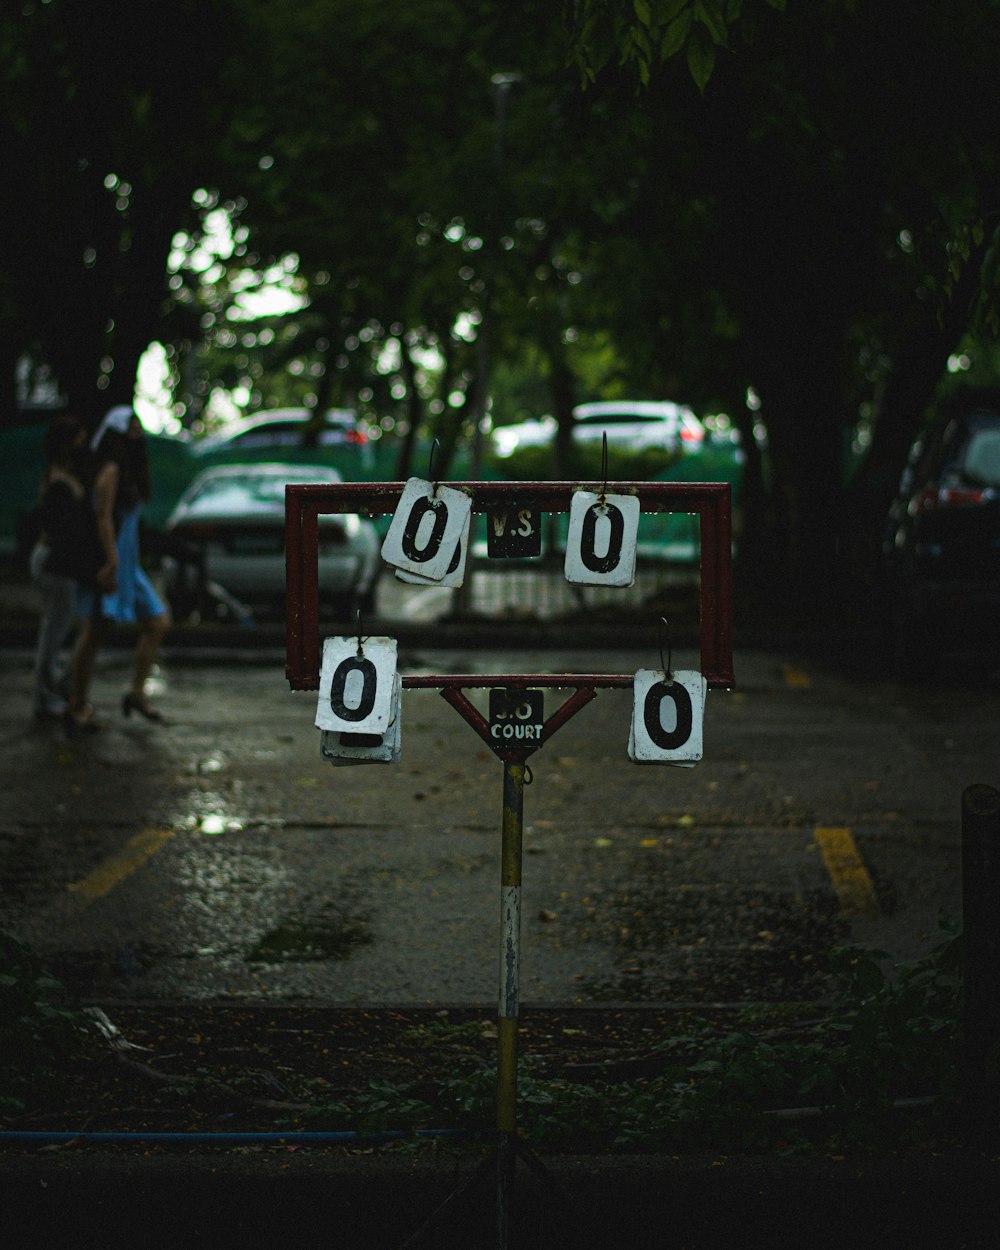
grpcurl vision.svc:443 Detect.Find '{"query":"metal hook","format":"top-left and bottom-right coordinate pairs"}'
top-left (659, 616), bottom-right (673, 683)
top-left (600, 432), bottom-right (608, 502)
top-left (524, 763), bottom-right (534, 786)
top-left (428, 437), bottom-right (442, 496)
top-left (356, 608), bottom-right (365, 656)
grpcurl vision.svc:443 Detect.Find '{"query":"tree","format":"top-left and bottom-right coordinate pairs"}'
top-left (566, 0), bottom-right (1000, 614)
top-left (0, 0), bottom-right (241, 427)
top-left (8, 0), bottom-right (1000, 629)
top-left (565, 0), bottom-right (788, 91)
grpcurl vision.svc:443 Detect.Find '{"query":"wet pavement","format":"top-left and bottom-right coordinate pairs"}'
top-left (4, 594), bottom-right (1000, 1250)
top-left (1, 636), bottom-right (994, 1008)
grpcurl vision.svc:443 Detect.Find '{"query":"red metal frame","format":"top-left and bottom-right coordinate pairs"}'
top-left (285, 480), bottom-right (735, 691)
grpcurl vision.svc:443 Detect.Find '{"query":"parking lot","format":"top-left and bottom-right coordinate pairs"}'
top-left (2, 635), bottom-right (993, 1008)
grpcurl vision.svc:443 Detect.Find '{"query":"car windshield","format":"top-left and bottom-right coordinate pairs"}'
top-left (229, 424), bottom-right (302, 447)
top-left (960, 428), bottom-right (1000, 487)
top-left (575, 414), bottom-right (667, 426)
top-left (223, 417), bottom-right (354, 447)
top-left (186, 474), bottom-right (329, 510)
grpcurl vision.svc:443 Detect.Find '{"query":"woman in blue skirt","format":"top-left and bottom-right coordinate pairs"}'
top-left (67, 406), bottom-right (171, 729)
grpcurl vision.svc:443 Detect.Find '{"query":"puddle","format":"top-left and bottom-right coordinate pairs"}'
top-left (196, 753), bottom-right (228, 775)
top-left (197, 814), bottom-right (243, 835)
top-left (180, 791), bottom-right (245, 835)
top-left (246, 912), bottom-right (373, 963)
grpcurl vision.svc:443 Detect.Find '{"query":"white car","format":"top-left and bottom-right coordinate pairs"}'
top-left (194, 408), bottom-right (372, 455)
top-left (163, 463), bottom-right (380, 623)
top-left (571, 401), bottom-right (705, 453)
top-left (489, 416), bottom-right (558, 458)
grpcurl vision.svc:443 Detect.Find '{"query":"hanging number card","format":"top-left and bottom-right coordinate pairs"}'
top-left (380, 477), bottom-right (472, 582)
top-left (564, 491), bottom-right (640, 587)
top-left (315, 635), bottom-right (398, 735)
top-left (629, 669), bottom-right (707, 765)
top-left (321, 674), bottom-right (402, 766)
top-left (395, 511), bottom-right (470, 588)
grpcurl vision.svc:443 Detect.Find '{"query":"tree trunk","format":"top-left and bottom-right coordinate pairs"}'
top-left (394, 344), bottom-right (424, 481)
top-left (543, 332), bottom-right (576, 480)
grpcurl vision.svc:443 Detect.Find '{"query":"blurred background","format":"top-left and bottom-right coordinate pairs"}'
top-left (2, 0), bottom-right (999, 652)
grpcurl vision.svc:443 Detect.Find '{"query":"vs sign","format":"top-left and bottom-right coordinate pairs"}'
top-left (486, 504), bottom-right (543, 558)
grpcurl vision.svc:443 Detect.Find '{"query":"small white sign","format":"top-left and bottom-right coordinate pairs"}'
top-left (629, 668), bottom-right (706, 765)
top-left (395, 511), bottom-right (470, 588)
top-left (381, 477), bottom-right (472, 582)
top-left (564, 491), bottom-right (640, 587)
top-left (321, 675), bottom-right (402, 766)
top-left (315, 635), bottom-right (398, 734)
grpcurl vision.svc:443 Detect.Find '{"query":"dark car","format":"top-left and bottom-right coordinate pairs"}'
top-left (882, 406), bottom-right (1000, 673)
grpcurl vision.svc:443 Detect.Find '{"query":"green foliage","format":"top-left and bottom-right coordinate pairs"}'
top-left (0, 931), bottom-right (90, 1115)
top-left (566, 0), bottom-right (787, 90)
top-left (297, 924), bottom-right (965, 1154)
top-left (400, 1018), bottom-right (497, 1048)
top-left (7, 0), bottom-right (1000, 601)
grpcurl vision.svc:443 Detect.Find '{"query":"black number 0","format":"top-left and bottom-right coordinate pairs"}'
top-left (643, 681), bottom-right (693, 751)
top-left (401, 497), bottom-right (448, 564)
top-left (580, 503), bottom-right (625, 574)
top-left (329, 655), bottom-right (378, 723)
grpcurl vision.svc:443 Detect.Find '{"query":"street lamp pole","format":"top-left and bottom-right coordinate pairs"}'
top-left (468, 71), bottom-right (522, 484)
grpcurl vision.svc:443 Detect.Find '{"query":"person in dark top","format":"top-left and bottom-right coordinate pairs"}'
top-left (68, 405), bottom-right (171, 726)
top-left (30, 413), bottom-right (100, 724)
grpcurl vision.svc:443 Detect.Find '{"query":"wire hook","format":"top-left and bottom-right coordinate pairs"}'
top-left (599, 432), bottom-right (609, 503)
top-left (428, 437), bottom-right (442, 496)
top-left (659, 616), bottom-right (673, 683)
top-left (356, 608), bottom-right (365, 656)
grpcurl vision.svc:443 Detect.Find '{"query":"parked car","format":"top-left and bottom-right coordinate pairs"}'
top-left (162, 463), bottom-right (380, 623)
top-left (882, 405), bottom-right (1000, 673)
top-left (194, 408), bottom-right (371, 455)
top-left (489, 416), bottom-right (558, 459)
top-left (571, 401), bottom-right (705, 453)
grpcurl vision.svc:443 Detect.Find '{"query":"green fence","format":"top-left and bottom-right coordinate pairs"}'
top-left (0, 423), bottom-right (742, 564)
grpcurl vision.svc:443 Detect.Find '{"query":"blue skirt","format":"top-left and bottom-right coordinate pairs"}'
top-left (77, 504), bottom-right (165, 623)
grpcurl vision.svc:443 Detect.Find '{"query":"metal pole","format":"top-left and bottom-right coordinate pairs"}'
top-left (962, 783), bottom-right (1000, 1145)
top-left (497, 757), bottom-right (525, 1247)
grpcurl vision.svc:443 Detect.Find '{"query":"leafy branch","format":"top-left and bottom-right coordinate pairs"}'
top-left (565, 0), bottom-right (788, 91)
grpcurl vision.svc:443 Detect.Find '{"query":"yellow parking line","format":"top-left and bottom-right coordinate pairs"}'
top-left (66, 827), bottom-right (176, 906)
top-left (782, 664), bottom-right (812, 689)
top-left (814, 826), bottom-right (879, 917)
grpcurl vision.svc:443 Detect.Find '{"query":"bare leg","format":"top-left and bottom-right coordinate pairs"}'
top-left (68, 616), bottom-right (108, 727)
top-left (127, 612), bottom-right (170, 711)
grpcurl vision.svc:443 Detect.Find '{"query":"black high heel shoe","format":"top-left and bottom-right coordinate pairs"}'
top-left (122, 692), bottom-right (165, 723)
